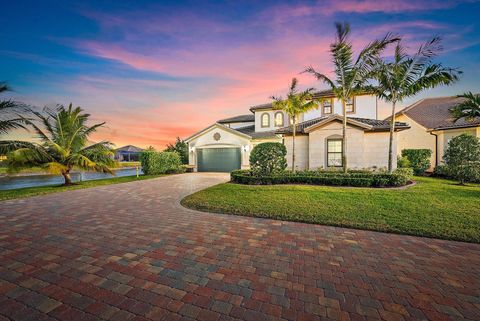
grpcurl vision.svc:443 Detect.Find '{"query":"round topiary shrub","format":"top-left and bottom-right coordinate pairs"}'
top-left (249, 142), bottom-right (287, 176)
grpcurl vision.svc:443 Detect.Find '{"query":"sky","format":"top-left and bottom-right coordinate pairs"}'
top-left (1, 0), bottom-right (480, 149)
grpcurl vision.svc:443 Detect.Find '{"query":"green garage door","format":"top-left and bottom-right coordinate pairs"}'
top-left (197, 148), bottom-right (241, 172)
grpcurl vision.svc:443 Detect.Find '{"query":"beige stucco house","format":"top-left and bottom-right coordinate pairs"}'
top-left (185, 90), bottom-right (409, 172)
top-left (395, 96), bottom-right (480, 171)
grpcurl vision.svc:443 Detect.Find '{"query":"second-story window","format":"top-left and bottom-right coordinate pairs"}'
top-left (346, 97), bottom-right (355, 113)
top-left (322, 99), bottom-right (333, 114)
top-left (274, 112), bottom-right (284, 127)
top-left (261, 113), bottom-right (270, 127)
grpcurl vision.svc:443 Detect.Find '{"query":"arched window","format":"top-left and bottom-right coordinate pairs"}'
top-left (261, 113), bottom-right (270, 127)
top-left (274, 112), bottom-right (284, 127)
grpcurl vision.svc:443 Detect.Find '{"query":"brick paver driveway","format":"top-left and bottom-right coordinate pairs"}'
top-left (1, 173), bottom-right (479, 321)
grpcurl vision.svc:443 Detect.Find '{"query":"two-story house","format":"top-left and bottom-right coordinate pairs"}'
top-left (185, 90), bottom-right (410, 172)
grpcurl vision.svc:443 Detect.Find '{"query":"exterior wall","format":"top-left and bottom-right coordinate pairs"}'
top-left (223, 121), bottom-right (254, 129)
top-left (283, 121), bottom-right (395, 170)
top-left (435, 127), bottom-right (478, 165)
top-left (364, 131), bottom-right (396, 170)
top-left (254, 110), bottom-right (300, 132)
top-left (303, 94), bottom-right (379, 121)
top-left (283, 135), bottom-right (309, 170)
top-left (187, 126), bottom-right (252, 171)
top-left (395, 114), bottom-right (436, 170)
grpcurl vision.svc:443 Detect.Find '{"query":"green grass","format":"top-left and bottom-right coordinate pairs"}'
top-left (181, 177), bottom-right (480, 243)
top-left (0, 174), bottom-right (163, 201)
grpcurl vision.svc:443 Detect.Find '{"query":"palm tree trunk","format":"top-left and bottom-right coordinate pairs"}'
top-left (388, 101), bottom-right (397, 174)
top-left (62, 168), bottom-right (73, 186)
top-left (342, 100), bottom-right (348, 173)
top-left (292, 115), bottom-right (296, 172)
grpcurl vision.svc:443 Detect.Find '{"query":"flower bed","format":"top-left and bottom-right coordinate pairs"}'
top-left (231, 168), bottom-right (413, 187)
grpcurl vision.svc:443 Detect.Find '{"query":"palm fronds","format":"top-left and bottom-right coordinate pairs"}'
top-left (450, 92), bottom-right (480, 121)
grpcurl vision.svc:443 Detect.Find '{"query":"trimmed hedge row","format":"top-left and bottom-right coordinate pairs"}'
top-left (140, 151), bottom-right (185, 175)
top-left (231, 168), bottom-right (413, 187)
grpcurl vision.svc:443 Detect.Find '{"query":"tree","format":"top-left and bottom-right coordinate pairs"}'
top-left (373, 38), bottom-right (461, 173)
top-left (443, 134), bottom-right (480, 185)
top-left (0, 82), bottom-right (30, 134)
top-left (165, 137), bottom-right (188, 164)
top-left (271, 78), bottom-right (317, 172)
top-left (450, 92), bottom-right (480, 121)
top-left (2, 104), bottom-right (114, 185)
top-left (305, 22), bottom-right (399, 173)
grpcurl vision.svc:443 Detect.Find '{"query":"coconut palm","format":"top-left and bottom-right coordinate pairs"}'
top-left (271, 78), bottom-right (317, 172)
top-left (450, 92), bottom-right (480, 121)
top-left (0, 82), bottom-right (30, 134)
top-left (305, 22), bottom-right (399, 173)
top-left (373, 38), bottom-right (461, 173)
top-left (2, 103), bottom-right (114, 185)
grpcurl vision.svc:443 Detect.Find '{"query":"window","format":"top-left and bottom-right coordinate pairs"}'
top-left (327, 139), bottom-right (343, 167)
top-left (261, 113), bottom-right (270, 127)
top-left (346, 97), bottom-right (355, 113)
top-left (274, 112), bottom-right (284, 127)
top-left (322, 99), bottom-right (333, 114)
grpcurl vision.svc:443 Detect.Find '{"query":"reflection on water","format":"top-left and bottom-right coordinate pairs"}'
top-left (0, 167), bottom-right (143, 190)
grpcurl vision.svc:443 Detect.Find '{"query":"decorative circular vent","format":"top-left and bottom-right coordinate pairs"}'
top-left (213, 132), bottom-right (221, 141)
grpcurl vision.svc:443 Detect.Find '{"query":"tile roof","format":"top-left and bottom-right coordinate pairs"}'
top-left (398, 96), bottom-right (480, 130)
top-left (234, 125), bottom-right (279, 139)
top-left (276, 116), bottom-right (409, 134)
top-left (217, 114), bottom-right (254, 123)
top-left (115, 145), bottom-right (144, 153)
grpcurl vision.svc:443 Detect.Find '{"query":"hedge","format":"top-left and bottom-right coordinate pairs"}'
top-left (231, 168), bottom-right (413, 188)
top-left (401, 149), bottom-right (432, 175)
top-left (140, 151), bottom-right (185, 175)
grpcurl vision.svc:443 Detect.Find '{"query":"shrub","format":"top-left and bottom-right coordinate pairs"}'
top-left (443, 134), bottom-right (480, 184)
top-left (249, 142), bottom-right (287, 176)
top-left (433, 164), bottom-right (450, 178)
top-left (140, 151), bottom-right (183, 175)
top-left (231, 169), bottom-right (412, 188)
top-left (397, 156), bottom-right (411, 168)
top-left (401, 149), bottom-right (432, 175)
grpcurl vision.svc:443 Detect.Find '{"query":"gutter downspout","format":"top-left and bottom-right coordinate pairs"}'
top-left (429, 131), bottom-right (438, 168)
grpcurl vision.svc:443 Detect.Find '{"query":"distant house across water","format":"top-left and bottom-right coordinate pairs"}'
top-left (114, 145), bottom-right (144, 162)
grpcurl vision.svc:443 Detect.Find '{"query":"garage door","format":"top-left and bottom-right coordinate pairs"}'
top-left (197, 148), bottom-right (241, 172)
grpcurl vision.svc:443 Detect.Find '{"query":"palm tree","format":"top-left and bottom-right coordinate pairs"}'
top-left (3, 103), bottom-right (114, 185)
top-left (373, 38), bottom-right (461, 173)
top-left (450, 92), bottom-right (480, 121)
top-left (305, 22), bottom-right (399, 173)
top-left (0, 82), bottom-right (30, 134)
top-left (271, 78), bottom-right (317, 171)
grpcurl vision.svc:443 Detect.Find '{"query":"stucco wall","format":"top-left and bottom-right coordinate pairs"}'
top-left (254, 110), bottom-right (299, 132)
top-left (225, 121), bottom-right (254, 129)
top-left (364, 131), bottom-right (396, 170)
top-left (283, 135), bottom-right (309, 170)
top-left (187, 125), bottom-right (252, 170)
top-left (395, 114), bottom-right (436, 170)
top-left (303, 94), bottom-right (379, 121)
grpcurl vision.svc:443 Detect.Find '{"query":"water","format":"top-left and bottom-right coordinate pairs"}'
top-left (0, 167), bottom-right (143, 190)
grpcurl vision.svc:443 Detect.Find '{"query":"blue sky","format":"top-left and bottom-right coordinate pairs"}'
top-left (1, 0), bottom-right (479, 147)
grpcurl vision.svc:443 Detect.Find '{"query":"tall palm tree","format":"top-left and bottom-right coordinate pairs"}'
top-left (271, 78), bottom-right (317, 171)
top-left (373, 38), bottom-right (461, 173)
top-left (450, 92), bottom-right (480, 121)
top-left (0, 82), bottom-right (29, 134)
top-left (305, 22), bottom-right (399, 173)
top-left (3, 104), bottom-right (114, 185)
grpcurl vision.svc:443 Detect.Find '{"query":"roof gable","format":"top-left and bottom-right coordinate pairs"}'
top-left (184, 123), bottom-right (252, 142)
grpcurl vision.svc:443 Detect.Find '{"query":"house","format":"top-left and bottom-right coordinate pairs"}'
top-left (114, 145), bottom-right (144, 162)
top-left (185, 90), bottom-right (409, 172)
top-left (395, 96), bottom-right (480, 171)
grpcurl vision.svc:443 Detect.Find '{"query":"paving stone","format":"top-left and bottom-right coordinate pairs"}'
top-left (0, 173), bottom-right (479, 321)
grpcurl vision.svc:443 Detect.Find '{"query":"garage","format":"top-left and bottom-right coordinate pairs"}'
top-left (197, 147), bottom-right (241, 172)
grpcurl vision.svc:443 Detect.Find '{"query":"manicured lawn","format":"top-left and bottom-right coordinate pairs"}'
top-left (182, 177), bottom-right (480, 243)
top-left (0, 175), bottom-right (163, 201)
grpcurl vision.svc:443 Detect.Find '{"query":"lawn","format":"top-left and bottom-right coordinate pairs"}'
top-left (182, 177), bottom-right (480, 243)
top-left (0, 174), bottom-right (163, 201)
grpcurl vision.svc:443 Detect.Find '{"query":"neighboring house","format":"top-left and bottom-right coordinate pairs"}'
top-left (185, 90), bottom-right (407, 172)
top-left (114, 145), bottom-right (144, 162)
top-left (395, 96), bottom-right (480, 171)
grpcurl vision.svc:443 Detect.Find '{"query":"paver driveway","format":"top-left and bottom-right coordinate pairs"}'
top-left (1, 173), bottom-right (479, 321)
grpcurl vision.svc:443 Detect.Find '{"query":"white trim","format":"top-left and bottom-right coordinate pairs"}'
top-left (304, 115), bottom-right (372, 133)
top-left (184, 123), bottom-right (251, 143)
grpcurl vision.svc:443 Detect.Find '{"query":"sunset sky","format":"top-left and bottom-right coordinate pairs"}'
top-left (2, 0), bottom-right (479, 149)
